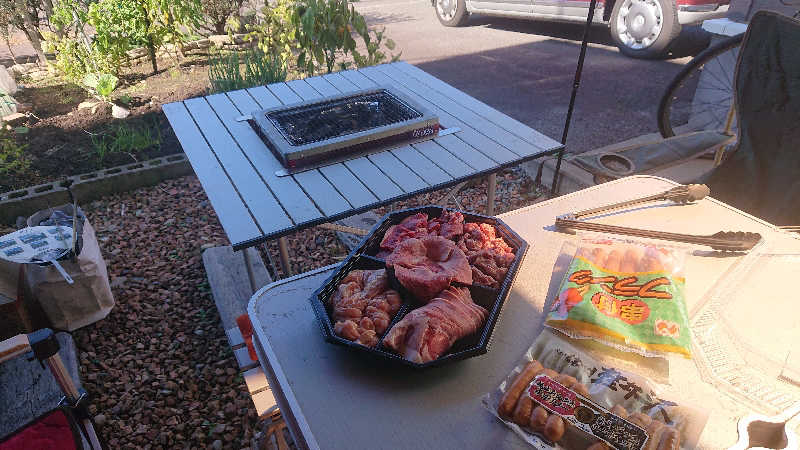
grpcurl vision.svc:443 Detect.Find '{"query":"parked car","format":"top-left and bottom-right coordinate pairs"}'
top-left (432, 0), bottom-right (728, 58)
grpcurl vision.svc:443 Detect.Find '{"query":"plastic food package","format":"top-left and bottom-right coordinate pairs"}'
top-left (484, 330), bottom-right (707, 449)
top-left (544, 240), bottom-right (691, 358)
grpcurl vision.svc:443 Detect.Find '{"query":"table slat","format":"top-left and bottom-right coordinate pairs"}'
top-left (161, 102), bottom-right (261, 244)
top-left (411, 140), bottom-right (473, 178)
top-left (292, 170), bottom-right (352, 216)
top-left (367, 151), bottom-right (428, 193)
top-left (318, 164), bottom-right (378, 209)
top-left (268, 83), bottom-right (303, 104)
top-left (246, 86), bottom-right (282, 109)
top-left (303, 76), bottom-right (341, 97)
top-left (394, 62), bottom-right (558, 150)
top-left (375, 64), bottom-right (544, 158)
top-left (343, 157), bottom-right (404, 200)
top-left (434, 134), bottom-right (495, 172)
top-left (285, 79), bottom-right (321, 100)
top-left (389, 145), bottom-right (452, 186)
top-left (210, 91), bottom-right (322, 225)
top-left (183, 97), bottom-right (293, 233)
top-left (321, 72), bottom-right (360, 93)
top-left (357, 66), bottom-right (518, 164)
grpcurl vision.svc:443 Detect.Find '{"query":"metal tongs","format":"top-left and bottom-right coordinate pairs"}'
top-left (555, 184), bottom-right (762, 252)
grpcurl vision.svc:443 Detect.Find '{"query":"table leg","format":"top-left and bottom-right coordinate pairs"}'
top-left (243, 248), bottom-right (258, 294)
top-left (278, 237), bottom-right (292, 277)
top-left (486, 173), bottom-right (497, 216)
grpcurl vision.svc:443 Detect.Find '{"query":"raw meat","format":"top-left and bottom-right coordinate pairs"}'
top-left (382, 286), bottom-right (488, 363)
top-left (379, 213), bottom-right (429, 252)
top-left (457, 223), bottom-right (515, 288)
top-left (385, 236), bottom-right (472, 301)
top-left (427, 209), bottom-right (465, 240)
top-left (328, 269), bottom-right (402, 347)
top-left (377, 210), bottom-right (466, 258)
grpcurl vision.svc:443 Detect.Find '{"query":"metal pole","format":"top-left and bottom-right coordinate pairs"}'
top-left (551, 0), bottom-right (600, 197)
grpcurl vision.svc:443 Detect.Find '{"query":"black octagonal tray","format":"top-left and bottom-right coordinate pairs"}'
top-left (309, 206), bottom-right (529, 369)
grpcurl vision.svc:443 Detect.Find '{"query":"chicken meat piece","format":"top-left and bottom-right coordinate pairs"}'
top-left (328, 269), bottom-right (402, 347)
top-left (382, 286), bottom-right (488, 363)
top-left (385, 236), bottom-right (472, 302)
top-left (457, 223), bottom-right (515, 288)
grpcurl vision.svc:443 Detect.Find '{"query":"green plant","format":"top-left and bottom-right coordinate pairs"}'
top-left (239, 0), bottom-right (400, 78)
top-left (90, 118), bottom-right (162, 163)
top-left (84, 72), bottom-right (119, 101)
top-left (208, 47), bottom-right (287, 93)
top-left (0, 125), bottom-right (30, 175)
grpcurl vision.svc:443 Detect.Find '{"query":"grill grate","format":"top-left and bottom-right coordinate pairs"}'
top-left (266, 89), bottom-right (423, 146)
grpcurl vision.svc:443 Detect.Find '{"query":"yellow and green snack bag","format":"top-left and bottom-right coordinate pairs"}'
top-left (545, 240), bottom-right (691, 358)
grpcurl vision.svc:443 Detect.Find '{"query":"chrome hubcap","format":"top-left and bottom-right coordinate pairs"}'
top-left (616, 0), bottom-right (664, 50)
top-left (437, 0), bottom-right (457, 20)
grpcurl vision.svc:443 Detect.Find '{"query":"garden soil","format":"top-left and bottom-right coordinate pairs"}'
top-left (3, 57), bottom-right (211, 194)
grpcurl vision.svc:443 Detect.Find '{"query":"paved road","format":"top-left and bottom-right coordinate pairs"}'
top-left (355, 0), bottom-right (710, 153)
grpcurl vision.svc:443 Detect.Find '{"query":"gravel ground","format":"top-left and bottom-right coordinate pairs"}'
top-left (4, 165), bottom-right (544, 448)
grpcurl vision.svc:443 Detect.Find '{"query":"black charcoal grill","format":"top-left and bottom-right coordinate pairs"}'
top-left (246, 87), bottom-right (439, 175)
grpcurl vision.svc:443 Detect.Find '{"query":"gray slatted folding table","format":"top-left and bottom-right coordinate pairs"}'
top-left (163, 61), bottom-right (563, 283)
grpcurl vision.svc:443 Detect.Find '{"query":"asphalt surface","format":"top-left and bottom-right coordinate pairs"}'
top-left (355, 0), bottom-right (711, 153)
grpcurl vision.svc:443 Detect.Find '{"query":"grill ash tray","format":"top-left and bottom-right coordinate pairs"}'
top-left (309, 206), bottom-right (529, 369)
top-left (247, 87), bottom-right (439, 175)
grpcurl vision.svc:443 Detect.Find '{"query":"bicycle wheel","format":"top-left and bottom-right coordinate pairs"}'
top-left (657, 33), bottom-right (744, 138)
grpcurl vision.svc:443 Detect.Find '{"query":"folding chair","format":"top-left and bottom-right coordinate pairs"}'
top-left (0, 329), bottom-right (103, 450)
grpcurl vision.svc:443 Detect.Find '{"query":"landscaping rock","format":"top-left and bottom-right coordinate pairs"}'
top-left (0, 66), bottom-right (17, 95)
top-left (209, 35), bottom-right (231, 47)
top-left (111, 104), bottom-right (130, 119)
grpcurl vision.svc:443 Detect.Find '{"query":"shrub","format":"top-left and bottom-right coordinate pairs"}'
top-left (239, 0), bottom-right (400, 77)
top-left (208, 48), bottom-right (288, 93)
top-left (0, 125), bottom-right (29, 176)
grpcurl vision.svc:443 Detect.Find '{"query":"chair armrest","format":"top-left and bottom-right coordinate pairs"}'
top-left (0, 334), bottom-right (31, 364)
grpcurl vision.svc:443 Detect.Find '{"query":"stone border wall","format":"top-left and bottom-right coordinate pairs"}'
top-left (0, 154), bottom-right (193, 225)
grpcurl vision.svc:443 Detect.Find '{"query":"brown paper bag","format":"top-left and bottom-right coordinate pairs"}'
top-left (24, 218), bottom-right (114, 331)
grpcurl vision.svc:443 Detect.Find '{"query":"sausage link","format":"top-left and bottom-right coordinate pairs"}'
top-left (657, 427), bottom-right (680, 450)
top-left (498, 360), bottom-right (544, 418)
top-left (644, 420), bottom-right (665, 450)
top-left (543, 414), bottom-right (566, 442)
top-left (611, 404), bottom-right (628, 418)
top-left (512, 395), bottom-right (534, 427)
top-left (528, 406), bottom-right (549, 432)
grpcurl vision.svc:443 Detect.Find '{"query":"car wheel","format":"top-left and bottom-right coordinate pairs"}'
top-left (436, 0), bottom-right (469, 26)
top-left (609, 0), bottom-right (681, 58)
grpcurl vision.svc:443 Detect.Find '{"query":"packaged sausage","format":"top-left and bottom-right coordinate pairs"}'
top-left (544, 240), bottom-right (691, 359)
top-left (484, 330), bottom-right (708, 449)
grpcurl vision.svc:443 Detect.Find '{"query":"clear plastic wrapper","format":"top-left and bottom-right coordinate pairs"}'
top-left (544, 239), bottom-right (691, 359)
top-left (484, 330), bottom-right (708, 449)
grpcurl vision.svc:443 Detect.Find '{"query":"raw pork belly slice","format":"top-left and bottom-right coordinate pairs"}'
top-left (457, 223), bottom-right (515, 289)
top-left (385, 236), bottom-right (472, 301)
top-left (329, 269), bottom-right (402, 347)
top-left (382, 286), bottom-right (488, 363)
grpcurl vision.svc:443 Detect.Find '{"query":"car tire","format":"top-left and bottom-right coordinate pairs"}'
top-left (435, 0), bottom-right (469, 26)
top-left (609, 0), bottom-right (681, 59)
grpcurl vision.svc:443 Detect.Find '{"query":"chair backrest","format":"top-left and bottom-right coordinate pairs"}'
top-left (708, 11), bottom-right (800, 225)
